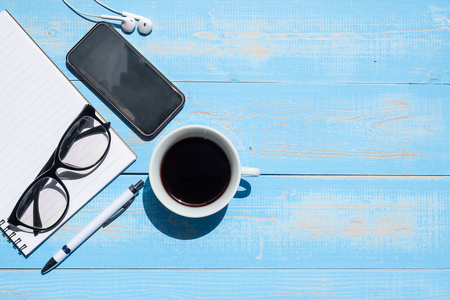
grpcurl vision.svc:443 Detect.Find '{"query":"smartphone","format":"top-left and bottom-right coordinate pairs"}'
top-left (67, 22), bottom-right (185, 138)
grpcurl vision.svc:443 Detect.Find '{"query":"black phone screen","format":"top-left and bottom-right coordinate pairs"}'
top-left (67, 23), bottom-right (184, 137)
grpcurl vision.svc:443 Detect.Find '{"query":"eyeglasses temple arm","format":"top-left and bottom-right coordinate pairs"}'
top-left (32, 191), bottom-right (43, 236)
top-left (14, 179), bottom-right (45, 235)
top-left (59, 122), bottom-right (110, 160)
top-left (32, 179), bottom-right (46, 235)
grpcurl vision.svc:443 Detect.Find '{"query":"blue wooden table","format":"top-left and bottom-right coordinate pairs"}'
top-left (1, 0), bottom-right (449, 298)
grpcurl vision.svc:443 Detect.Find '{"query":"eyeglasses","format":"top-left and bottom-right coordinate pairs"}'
top-left (7, 104), bottom-right (111, 234)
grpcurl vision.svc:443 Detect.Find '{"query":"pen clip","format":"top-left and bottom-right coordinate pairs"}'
top-left (102, 197), bottom-right (135, 228)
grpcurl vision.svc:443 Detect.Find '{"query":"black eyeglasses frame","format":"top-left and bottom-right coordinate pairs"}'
top-left (7, 104), bottom-right (111, 233)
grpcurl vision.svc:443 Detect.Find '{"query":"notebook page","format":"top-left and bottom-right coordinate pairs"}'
top-left (0, 11), bottom-right (136, 255)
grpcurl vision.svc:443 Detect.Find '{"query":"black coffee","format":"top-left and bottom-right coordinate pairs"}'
top-left (160, 137), bottom-right (231, 206)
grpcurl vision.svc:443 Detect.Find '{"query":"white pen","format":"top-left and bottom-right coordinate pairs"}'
top-left (41, 180), bottom-right (144, 275)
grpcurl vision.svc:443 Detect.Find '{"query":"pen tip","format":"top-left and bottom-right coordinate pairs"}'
top-left (41, 257), bottom-right (57, 275)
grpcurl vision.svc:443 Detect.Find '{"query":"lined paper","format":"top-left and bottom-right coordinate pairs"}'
top-left (0, 11), bottom-right (136, 256)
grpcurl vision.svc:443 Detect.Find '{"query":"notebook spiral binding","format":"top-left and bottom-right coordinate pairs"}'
top-left (0, 219), bottom-right (27, 253)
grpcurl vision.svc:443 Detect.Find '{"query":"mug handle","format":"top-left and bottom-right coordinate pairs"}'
top-left (241, 167), bottom-right (260, 176)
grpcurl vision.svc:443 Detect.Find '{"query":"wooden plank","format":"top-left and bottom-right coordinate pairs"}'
top-left (1, 175), bottom-right (448, 268)
top-left (0, 269), bottom-right (448, 299)
top-left (75, 81), bottom-right (450, 175)
top-left (4, 0), bottom-right (450, 83)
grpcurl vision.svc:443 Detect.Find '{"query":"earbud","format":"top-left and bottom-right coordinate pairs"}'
top-left (137, 19), bottom-right (152, 35)
top-left (62, 0), bottom-right (153, 35)
top-left (100, 15), bottom-right (136, 33)
top-left (122, 12), bottom-right (153, 35)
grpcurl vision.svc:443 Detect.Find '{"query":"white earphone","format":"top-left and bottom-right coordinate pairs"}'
top-left (62, 0), bottom-right (153, 35)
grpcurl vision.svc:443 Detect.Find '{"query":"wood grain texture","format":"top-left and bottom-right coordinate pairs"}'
top-left (3, 0), bottom-right (450, 83)
top-left (0, 269), bottom-right (449, 299)
top-left (74, 81), bottom-right (450, 175)
top-left (1, 0), bottom-right (449, 297)
top-left (1, 175), bottom-right (448, 268)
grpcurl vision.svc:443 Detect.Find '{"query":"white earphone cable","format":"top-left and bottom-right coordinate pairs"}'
top-left (93, 0), bottom-right (122, 15)
top-left (62, 0), bottom-right (103, 19)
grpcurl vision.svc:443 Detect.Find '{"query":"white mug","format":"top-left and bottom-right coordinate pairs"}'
top-left (149, 125), bottom-right (260, 218)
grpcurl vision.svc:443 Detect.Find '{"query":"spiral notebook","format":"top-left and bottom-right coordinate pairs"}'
top-left (0, 11), bottom-right (136, 256)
